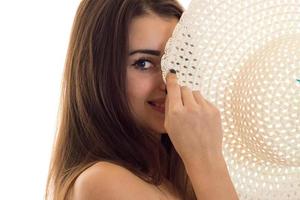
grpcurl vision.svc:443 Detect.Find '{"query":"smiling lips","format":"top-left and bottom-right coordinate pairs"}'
top-left (148, 98), bottom-right (166, 114)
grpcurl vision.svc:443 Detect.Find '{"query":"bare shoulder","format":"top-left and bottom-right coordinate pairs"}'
top-left (72, 161), bottom-right (160, 200)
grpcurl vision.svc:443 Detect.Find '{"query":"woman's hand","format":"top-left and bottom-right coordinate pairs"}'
top-left (164, 69), bottom-right (239, 200)
top-left (164, 70), bottom-right (224, 164)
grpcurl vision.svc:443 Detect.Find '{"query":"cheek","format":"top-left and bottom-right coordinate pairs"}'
top-left (126, 74), bottom-right (154, 124)
top-left (126, 72), bottom-right (154, 101)
top-left (128, 81), bottom-right (153, 103)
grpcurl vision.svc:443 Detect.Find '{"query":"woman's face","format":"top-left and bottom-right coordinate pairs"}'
top-left (126, 13), bottom-right (178, 136)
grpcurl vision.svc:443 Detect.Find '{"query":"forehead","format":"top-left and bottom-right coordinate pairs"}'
top-left (128, 13), bottom-right (178, 51)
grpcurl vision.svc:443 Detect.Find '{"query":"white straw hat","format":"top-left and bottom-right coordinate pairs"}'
top-left (161, 0), bottom-right (300, 199)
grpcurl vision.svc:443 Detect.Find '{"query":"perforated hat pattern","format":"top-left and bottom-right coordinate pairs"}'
top-left (161, 0), bottom-right (300, 199)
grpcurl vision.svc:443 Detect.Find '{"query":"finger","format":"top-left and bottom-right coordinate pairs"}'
top-left (181, 86), bottom-right (198, 107)
top-left (192, 90), bottom-right (207, 105)
top-left (193, 90), bottom-right (219, 111)
top-left (166, 70), bottom-right (183, 110)
top-left (205, 99), bottom-right (220, 113)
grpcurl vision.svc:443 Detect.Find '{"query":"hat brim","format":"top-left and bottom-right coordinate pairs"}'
top-left (161, 0), bottom-right (300, 199)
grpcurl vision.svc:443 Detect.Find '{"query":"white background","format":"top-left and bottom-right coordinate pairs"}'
top-left (0, 0), bottom-right (191, 199)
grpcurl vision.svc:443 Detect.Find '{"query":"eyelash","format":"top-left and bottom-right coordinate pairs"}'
top-left (132, 58), bottom-right (154, 71)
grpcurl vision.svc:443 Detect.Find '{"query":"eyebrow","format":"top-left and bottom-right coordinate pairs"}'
top-left (129, 49), bottom-right (161, 56)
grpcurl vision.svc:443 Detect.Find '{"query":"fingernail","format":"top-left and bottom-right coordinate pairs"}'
top-left (169, 69), bottom-right (176, 74)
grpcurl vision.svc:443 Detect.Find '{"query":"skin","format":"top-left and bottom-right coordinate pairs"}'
top-left (126, 12), bottom-right (178, 136)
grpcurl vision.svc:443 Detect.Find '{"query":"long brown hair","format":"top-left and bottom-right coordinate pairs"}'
top-left (46, 0), bottom-right (196, 199)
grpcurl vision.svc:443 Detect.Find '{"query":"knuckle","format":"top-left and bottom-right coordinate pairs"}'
top-left (184, 106), bottom-right (205, 119)
top-left (185, 106), bottom-right (199, 114)
top-left (166, 75), bottom-right (178, 83)
top-left (194, 90), bottom-right (202, 97)
top-left (167, 82), bottom-right (177, 88)
top-left (192, 90), bottom-right (198, 96)
top-left (181, 86), bottom-right (190, 92)
top-left (169, 107), bottom-right (182, 116)
top-left (211, 107), bottom-right (221, 117)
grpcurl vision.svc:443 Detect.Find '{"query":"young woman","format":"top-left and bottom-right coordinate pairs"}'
top-left (46, 0), bottom-right (239, 199)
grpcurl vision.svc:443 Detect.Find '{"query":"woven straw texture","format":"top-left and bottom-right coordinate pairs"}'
top-left (161, 0), bottom-right (300, 199)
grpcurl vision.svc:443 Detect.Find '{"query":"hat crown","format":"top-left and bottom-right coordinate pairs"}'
top-left (222, 36), bottom-right (300, 167)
